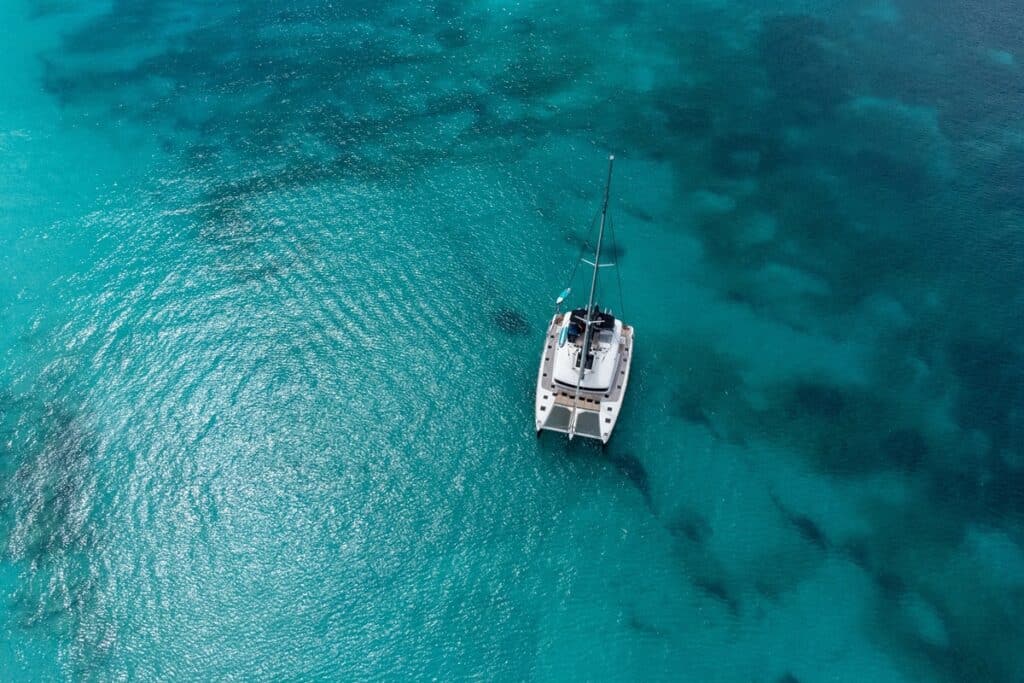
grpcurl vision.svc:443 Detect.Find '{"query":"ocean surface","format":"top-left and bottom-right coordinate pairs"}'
top-left (2, 0), bottom-right (1023, 680)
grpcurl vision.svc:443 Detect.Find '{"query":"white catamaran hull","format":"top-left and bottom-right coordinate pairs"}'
top-left (534, 313), bottom-right (634, 443)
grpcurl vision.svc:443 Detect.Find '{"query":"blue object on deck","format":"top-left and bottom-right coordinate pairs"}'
top-left (558, 325), bottom-right (569, 347)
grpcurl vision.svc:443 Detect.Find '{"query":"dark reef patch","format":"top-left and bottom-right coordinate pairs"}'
top-left (627, 613), bottom-right (668, 638)
top-left (27, 0), bottom-right (81, 18)
top-left (786, 381), bottom-right (848, 420)
top-left (693, 576), bottom-right (740, 616)
top-left (657, 101), bottom-right (713, 137)
top-left (709, 132), bottom-right (778, 177)
top-left (37, 0), bottom-right (562, 185)
top-left (744, 377), bottom-right (908, 477)
top-left (668, 511), bottom-right (711, 545)
top-left (620, 202), bottom-right (655, 223)
top-left (788, 512), bottom-right (827, 550)
top-left (0, 390), bottom-right (106, 654)
top-left (674, 395), bottom-right (713, 430)
top-left (491, 46), bottom-right (582, 100)
top-left (6, 403), bottom-right (98, 563)
top-left (947, 336), bottom-right (1024, 452)
top-left (878, 428), bottom-right (928, 473)
top-left (184, 143), bottom-right (223, 168)
top-left (436, 25), bottom-right (471, 49)
top-left (925, 457), bottom-right (1024, 525)
top-left (491, 309), bottom-right (531, 336)
top-left (770, 493), bottom-right (828, 550)
top-left (760, 14), bottom-right (850, 122)
top-left (603, 451), bottom-right (651, 506)
top-left (981, 147), bottom-right (1024, 212)
top-left (196, 205), bottom-right (266, 249)
top-left (874, 571), bottom-right (907, 600)
top-left (846, 149), bottom-right (934, 201)
top-left (668, 342), bottom-right (745, 440)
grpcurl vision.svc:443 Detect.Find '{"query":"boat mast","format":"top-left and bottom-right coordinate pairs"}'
top-left (569, 154), bottom-right (614, 438)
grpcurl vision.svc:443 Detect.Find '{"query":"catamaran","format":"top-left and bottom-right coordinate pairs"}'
top-left (535, 155), bottom-right (634, 443)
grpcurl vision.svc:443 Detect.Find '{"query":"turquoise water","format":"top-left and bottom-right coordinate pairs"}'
top-left (2, 0), bottom-right (1023, 680)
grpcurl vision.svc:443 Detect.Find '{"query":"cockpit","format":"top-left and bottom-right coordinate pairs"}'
top-left (567, 305), bottom-right (616, 342)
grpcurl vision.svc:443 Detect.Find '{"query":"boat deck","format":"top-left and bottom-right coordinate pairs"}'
top-left (537, 314), bottom-right (633, 407)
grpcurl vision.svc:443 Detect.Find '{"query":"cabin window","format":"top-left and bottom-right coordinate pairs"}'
top-left (574, 352), bottom-right (596, 370)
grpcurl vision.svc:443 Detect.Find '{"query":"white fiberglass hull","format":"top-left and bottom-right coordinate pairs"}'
top-left (534, 313), bottom-right (634, 443)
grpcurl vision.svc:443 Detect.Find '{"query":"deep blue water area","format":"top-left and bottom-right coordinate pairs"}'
top-left (2, 0), bottom-right (1023, 680)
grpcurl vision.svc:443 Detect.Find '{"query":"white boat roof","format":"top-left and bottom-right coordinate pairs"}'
top-left (551, 319), bottom-right (622, 392)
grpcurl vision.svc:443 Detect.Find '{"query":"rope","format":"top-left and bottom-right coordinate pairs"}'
top-left (563, 208), bottom-right (600, 293)
top-left (609, 214), bottom-right (626, 318)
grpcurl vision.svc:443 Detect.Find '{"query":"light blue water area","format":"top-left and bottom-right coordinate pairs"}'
top-left (2, 0), bottom-right (1024, 680)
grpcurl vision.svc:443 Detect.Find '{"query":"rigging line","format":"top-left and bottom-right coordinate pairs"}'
top-left (609, 213), bottom-right (625, 318)
top-left (564, 208), bottom-right (601, 289)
